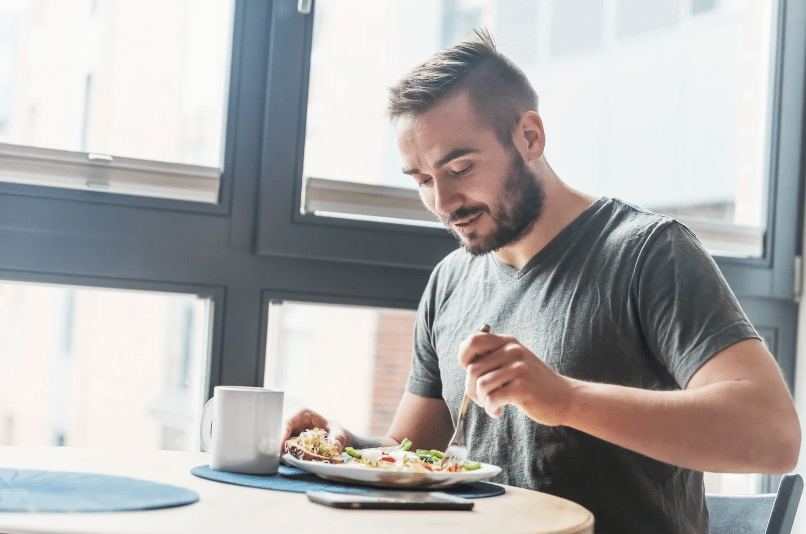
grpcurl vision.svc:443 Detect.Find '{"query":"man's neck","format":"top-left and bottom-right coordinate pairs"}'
top-left (494, 177), bottom-right (598, 271)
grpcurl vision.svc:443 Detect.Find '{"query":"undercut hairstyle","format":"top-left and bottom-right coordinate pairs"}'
top-left (388, 29), bottom-right (538, 147)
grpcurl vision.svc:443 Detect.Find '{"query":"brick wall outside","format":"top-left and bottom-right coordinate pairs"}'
top-left (369, 310), bottom-right (416, 435)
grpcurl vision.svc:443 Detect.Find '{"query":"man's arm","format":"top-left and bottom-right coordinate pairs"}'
top-left (566, 338), bottom-right (800, 473)
top-left (461, 333), bottom-right (801, 473)
top-left (281, 391), bottom-right (454, 453)
top-left (387, 391), bottom-right (455, 451)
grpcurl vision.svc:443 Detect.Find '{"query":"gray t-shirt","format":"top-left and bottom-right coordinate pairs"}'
top-left (406, 197), bottom-right (759, 534)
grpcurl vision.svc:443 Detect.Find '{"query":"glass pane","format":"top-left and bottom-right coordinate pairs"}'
top-left (704, 472), bottom-right (763, 494)
top-left (303, 0), bottom-right (776, 257)
top-left (264, 301), bottom-right (416, 437)
top-left (0, 0), bottom-right (233, 168)
top-left (0, 280), bottom-right (211, 451)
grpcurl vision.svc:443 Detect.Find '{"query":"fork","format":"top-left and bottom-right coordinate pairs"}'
top-left (440, 324), bottom-right (491, 467)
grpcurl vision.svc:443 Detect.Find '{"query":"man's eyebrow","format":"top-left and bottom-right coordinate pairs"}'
top-left (401, 148), bottom-right (479, 176)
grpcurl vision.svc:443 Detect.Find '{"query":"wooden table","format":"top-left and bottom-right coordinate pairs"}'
top-left (0, 446), bottom-right (594, 534)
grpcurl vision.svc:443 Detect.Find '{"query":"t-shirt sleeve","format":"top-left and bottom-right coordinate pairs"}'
top-left (405, 269), bottom-right (444, 399)
top-left (636, 222), bottom-right (760, 388)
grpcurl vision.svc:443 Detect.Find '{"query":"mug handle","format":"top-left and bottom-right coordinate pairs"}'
top-left (200, 397), bottom-right (215, 453)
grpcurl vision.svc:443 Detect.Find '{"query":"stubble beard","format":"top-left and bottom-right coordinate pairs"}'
top-left (443, 151), bottom-right (545, 256)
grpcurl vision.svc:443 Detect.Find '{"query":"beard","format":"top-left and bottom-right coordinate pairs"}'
top-left (442, 151), bottom-right (545, 256)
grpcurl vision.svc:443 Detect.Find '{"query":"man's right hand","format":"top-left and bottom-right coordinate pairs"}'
top-left (282, 392), bottom-right (456, 456)
top-left (281, 408), bottom-right (349, 453)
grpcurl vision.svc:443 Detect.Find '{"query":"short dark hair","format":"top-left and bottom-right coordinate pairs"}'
top-left (388, 29), bottom-right (538, 146)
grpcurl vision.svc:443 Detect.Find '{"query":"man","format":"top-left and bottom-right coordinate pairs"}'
top-left (283, 30), bottom-right (800, 533)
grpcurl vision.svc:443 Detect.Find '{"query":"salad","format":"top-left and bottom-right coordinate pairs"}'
top-left (284, 427), bottom-right (343, 463)
top-left (345, 439), bottom-right (482, 473)
top-left (284, 428), bottom-right (481, 472)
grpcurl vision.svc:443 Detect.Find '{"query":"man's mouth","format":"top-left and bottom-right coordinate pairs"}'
top-left (451, 212), bottom-right (483, 234)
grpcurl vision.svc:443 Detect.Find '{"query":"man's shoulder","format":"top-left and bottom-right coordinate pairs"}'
top-left (599, 197), bottom-right (674, 228)
top-left (595, 197), bottom-right (682, 245)
top-left (416, 249), bottom-right (488, 326)
top-left (430, 247), bottom-right (485, 282)
top-left (421, 248), bottom-right (495, 305)
top-left (594, 198), bottom-right (716, 283)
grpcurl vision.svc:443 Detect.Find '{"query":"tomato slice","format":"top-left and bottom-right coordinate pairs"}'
top-left (380, 456), bottom-right (396, 463)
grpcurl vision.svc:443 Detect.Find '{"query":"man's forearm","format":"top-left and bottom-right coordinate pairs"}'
top-left (561, 378), bottom-right (800, 473)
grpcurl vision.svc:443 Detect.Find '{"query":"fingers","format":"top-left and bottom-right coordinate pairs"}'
top-left (458, 335), bottom-right (537, 418)
top-left (470, 353), bottom-right (574, 427)
top-left (280, 408), bottom-right (348, 453)
top-left (456, 332), bottom-right (514, 367)
top-left (463, 340), bottom-right (522, 393)
top-left (480, 372), bottom-right (528, 417)
top-left (471, 361), bottom-right (524, 417)
top-left (326, 421), bottom-right (348, 453)
top-left (281, 408), bottom-right (328, 443)
top-left (476, 360), bottom-right (523, 397)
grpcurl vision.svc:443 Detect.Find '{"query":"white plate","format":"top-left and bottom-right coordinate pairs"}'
top-left (282, 454), bottom-right (501, 489)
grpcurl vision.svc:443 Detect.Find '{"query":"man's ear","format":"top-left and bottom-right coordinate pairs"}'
top-left (513, 111), bottom-right (546, 160)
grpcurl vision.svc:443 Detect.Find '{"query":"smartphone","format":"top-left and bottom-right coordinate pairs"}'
top-left (306, 490), bottom-right (474, 510)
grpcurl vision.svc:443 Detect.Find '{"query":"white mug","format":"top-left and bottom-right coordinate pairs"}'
top-left (200, 386), bottom-right (284, 475)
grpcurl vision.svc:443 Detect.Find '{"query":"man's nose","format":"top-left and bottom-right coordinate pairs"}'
top-left (432, 177), bottom-right (462, 215)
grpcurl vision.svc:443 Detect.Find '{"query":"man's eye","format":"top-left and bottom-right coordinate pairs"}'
top-left (417, 177), bottom-right (432, 187)
top-left (452, 165), bottom-right (473, 177)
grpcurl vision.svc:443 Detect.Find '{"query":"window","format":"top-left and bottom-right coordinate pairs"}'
top-left (548, 0), bottom-right (605, 58)
top-left (297, 0), bottom-right (776, 258)
top-left (0, 281), bottom-right (211, 450)
top-left (256, 0), bottom-right (802, 497)
top-left (0, 0), bottom-right (802, 496)
top-left (692, 0), bottom-right (717, 15)
top-left (264, 301), bottom-right (416, 436)
top-left (704, 473), bottom-right (763, 495)
top-left (0, 0), bottom-right (235, 202)
top-left (615, 0), bottom-right (680, 38)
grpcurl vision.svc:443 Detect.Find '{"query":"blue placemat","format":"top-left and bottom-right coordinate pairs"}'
top-left (0, 469), bottom-right (200, 513)
top-left (190, 465), bottom-right (505, 499)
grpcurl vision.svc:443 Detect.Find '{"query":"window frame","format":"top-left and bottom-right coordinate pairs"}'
top-left (253, 1), bottom-right (456, 270)
top-left (710, 0), bottom-right (805, 302)
top-left (256, 288), bottom-right (421, 391)
top-left (0, 267), bottom-right (226, 403)
top-left (0, 0), bottom-right (245, 217)
top-left (0, 143), bottom-right (230, 211)
top-left (0, 2), bottom-right (434, 401)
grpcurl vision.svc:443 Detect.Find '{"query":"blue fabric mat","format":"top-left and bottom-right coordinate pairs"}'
top-left (0, 469), bottom-right (199, 513)
top-left (191, 464), bottom-right (505, 498)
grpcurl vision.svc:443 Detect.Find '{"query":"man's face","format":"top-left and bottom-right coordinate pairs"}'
top-left (397, 92), bottom-right (544, 255)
